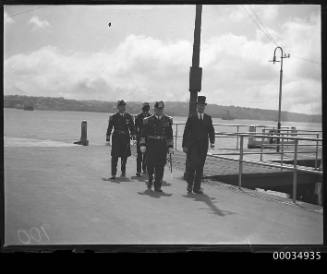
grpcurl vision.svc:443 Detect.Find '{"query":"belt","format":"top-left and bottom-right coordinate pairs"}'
top-left (148, 135), bottom-right (166, 140)
top-left (114, 130), bottom-right (128, 134)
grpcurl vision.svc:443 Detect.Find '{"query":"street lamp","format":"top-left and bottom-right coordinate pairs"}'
top-left (269, 46), bottom-right (290, 152)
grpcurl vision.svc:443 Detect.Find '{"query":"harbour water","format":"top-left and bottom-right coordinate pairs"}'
top-left (4, 108), bottom-right (322, 149)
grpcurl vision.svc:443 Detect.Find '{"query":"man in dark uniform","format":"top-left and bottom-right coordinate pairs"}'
top-left (135, 102), bottom-right (152, 177)
top-left (182, 96), bottom-right (215, 194)
top-left (106, 100), bottom-right (135, 179)
top-left (139, 101), bottom-right (174, 192)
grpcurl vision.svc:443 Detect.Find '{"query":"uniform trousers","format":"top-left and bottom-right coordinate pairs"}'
top-left (111, 156), bottom-right (127, 176)
top-left (186, 141), bottom-right (208, 191)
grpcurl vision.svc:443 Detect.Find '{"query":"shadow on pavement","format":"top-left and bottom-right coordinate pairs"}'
top-left (130, 175), bottom-right (147, 182)
top-left (138, 189), bottom-right (173, 198)
top-left (102, 177), bottom-right (131, 183)
top-left (162, 180), bottom-right (172, 187)
top-left (183, 193), bottom-right (235, 217)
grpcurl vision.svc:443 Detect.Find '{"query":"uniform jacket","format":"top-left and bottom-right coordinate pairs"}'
top-left (135, 112), bottom-right (152, 138)
top-left (182, 113), bottom-right (215, 149)
top-left (140, 114), bottom-right (173, 148)
top-left (106, 112), bottom-right (135, 157)
top-left (106, 112), bottom-right (135, 139)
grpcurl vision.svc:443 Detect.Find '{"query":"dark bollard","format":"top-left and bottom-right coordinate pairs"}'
top-left (74, 120), bottom-right (89, 146)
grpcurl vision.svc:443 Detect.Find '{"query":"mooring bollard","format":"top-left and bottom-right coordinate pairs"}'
top-left (74, 120), bottom-right (89, 146)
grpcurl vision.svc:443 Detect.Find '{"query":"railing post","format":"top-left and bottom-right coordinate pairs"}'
top-left (238, 135), bottom-right (244, 188)
top-left (315, 133), bottom-right (319, 170)
top-left (175, 124), bottom-right (178, 151)
top-left (236, 125), bottom-right (240, 150)
top-left (260, 135), bottom-right (264, 161)
top-left (248, 125), bottom-right (256, 148)
top-left (292, 139), bottom-right (298, 203)
top-left (281, 134), bottom-right (284, 171)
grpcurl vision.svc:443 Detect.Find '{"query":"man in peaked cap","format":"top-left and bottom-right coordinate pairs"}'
top-left (134, 102), bottom-right (152, 177)
top-left (106, 99), bottom-right (135, 179)
top-left (139, 101), bottom-right (174, 192)
top-left (182, 96), bottom-right (215, 194)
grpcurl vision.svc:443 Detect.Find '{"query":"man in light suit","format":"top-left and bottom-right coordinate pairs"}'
top-left (182, 96), bottom-right (215, 194)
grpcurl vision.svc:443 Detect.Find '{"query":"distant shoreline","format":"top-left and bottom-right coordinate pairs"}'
top-left (4, 95), bottom-right (322, 123)
top-left (4, 106), bottom-right (322, 125)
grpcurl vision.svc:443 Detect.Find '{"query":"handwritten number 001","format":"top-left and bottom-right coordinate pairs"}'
top-left (17, 225), bottom-right (50, 244)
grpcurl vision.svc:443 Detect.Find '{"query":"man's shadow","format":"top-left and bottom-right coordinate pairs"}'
top-left (183, 193), bottom-right (235, 217)
top-left (129, 176), bottom-right (172, 186)
top-left (162, 180), bottom-right (172, 187)
top-left (130, 175), bottom-right (147, 182)
top-left (138, 189), bottom-right (173, 198)
top-left (102, 177), bottom-right (132, 183)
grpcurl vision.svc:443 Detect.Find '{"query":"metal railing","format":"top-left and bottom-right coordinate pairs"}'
top-left (172, 122), bottom-right (321, 151)
top-left (210, 132), bottom-right (323, 203)
top-left (173, 122), bottom-right (248, 150)
top-left (173, 123), bottom-right (267, 150)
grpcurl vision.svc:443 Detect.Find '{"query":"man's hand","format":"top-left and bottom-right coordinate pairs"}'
top-left (168, 147), bottom-right (174, 154)
top-left (182, 147), bottom-right (188, 153)
top-left (140, 146), bottom-right (146, 153)
top-left (210, 143), bottom-right (215, 149)
top-left (106, 135), bottom-right (110, 142)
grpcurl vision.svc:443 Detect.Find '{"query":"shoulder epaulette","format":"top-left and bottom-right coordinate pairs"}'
top-left (143, 115), bottom-right (152, 124)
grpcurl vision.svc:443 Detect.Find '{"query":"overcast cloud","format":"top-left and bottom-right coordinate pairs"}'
top-left (4, 5), bottom-right (321, 114)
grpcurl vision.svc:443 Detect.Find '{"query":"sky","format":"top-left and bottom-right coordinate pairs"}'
top-left (4, 4), bottom-right (322, 115)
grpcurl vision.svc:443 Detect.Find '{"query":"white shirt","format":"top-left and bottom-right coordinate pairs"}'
top-left (198, 112), bottom-right (204, 120)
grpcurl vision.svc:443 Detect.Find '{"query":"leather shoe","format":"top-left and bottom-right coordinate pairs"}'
top-left (155, 189), bottom-right (163, 193)
top-left (193, 190), bottom-right (203, 194)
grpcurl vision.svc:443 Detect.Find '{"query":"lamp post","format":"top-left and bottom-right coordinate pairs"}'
top-left (184, 4), bottom-right (203, 180)
top-left (269, 46), bottom-right (290, 152)
top-left (189, 4), bottom-right (203, 116)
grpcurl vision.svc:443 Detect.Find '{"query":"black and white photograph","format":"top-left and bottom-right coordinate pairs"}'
top-left (3, 2), bottom-right (323, 247)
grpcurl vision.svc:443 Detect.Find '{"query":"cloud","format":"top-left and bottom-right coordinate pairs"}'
top-left (4, 12), bottom-right (321, 115)
top-left (29, 16), bottom-right (50, 29)
top-left (229, 5), bottom-right (279, 23)
top-left (4, 11), bottom-right (14, 25)
top-left (254, 5), bottom-right (279, 21)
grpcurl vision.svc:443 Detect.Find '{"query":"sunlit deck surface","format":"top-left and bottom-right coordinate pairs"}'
top-left (4, 141), bottom-right (322, 246)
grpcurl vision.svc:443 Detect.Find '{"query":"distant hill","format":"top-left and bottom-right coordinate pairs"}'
top-left (3, 95), bottom-right (321, 123)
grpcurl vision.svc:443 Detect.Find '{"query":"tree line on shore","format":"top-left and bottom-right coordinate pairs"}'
top-left (4, 94), bottom-right (321, 123)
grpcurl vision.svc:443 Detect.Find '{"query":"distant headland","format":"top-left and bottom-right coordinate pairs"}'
top-left (4, 95), bottom-right (321, 123)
